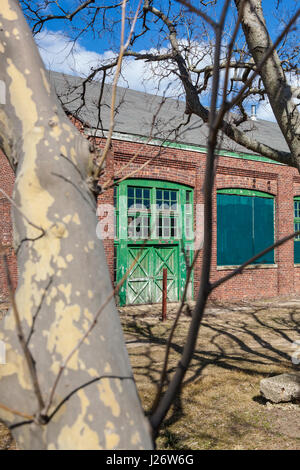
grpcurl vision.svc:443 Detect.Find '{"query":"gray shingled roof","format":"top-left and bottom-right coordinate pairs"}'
top-left (48, 70), bottom-right (290, 156)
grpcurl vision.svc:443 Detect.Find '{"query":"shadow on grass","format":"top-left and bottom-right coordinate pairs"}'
top-left (122, 303), bottom-right (300, 436)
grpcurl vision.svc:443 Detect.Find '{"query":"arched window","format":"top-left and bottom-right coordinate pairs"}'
top-left (217, 189), bottom-right (275, 266)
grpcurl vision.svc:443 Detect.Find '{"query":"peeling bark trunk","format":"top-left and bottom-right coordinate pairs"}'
top-left (0, 0), bottom-right (152, 450)
top-left (235, 0), bottom-right (300, 167)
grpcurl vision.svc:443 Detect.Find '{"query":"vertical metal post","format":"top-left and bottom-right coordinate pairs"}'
top-left (162, 268), bottom-right (167, 322)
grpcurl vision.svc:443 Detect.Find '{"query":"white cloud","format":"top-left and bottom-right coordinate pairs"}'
top-left (35, 30), bottom-right (107, 76)
top-left (35, 30), bottom-right (182, 97)
top-left (36, 30), bottom-right (298, 123)
top-left (256, 99), bottom-right (276, 122)
top-left (35, 30), bottom-right (215, 100)
top-left (256, 71), bottom-right (300, 122)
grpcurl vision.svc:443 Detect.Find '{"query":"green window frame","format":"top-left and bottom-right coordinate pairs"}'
top-left (114, 185), bottom-right (119, 240)
top-left (113, 178), bottom-right (194, 305)
top-left (156, 188), bottom-right (180, 239)
top-left (217, 188), bottom-right (275, 266)
top-left (114, 179), bottom-right (193, 242)
top-left (294, 197), bottom-right (300, 263)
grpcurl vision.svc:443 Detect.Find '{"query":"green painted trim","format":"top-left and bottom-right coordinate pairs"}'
top-left (294, 198), bottom-right (300, 250)
top-left (91, 129), bottom-right (284, 166)
top-left (157, 139), bottom-right (284, 165)
top-left (217, 188), bottom-right (274, 198)
top-left (121, 178), bottom-right (193, 190)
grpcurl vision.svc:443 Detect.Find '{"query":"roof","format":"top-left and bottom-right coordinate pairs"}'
top-left (48, 70), bottom-right (290, 156)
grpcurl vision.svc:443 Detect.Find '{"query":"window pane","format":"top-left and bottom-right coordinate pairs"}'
top-left (144, 197), bottom-right (150, 209)
top-left (128, 213), bottom-right (150, 239)
top-left (128, 186), bottom-right (151, 210)
top-left (295, 201), bottom-right (300, 219)
top-left (135, 198), bottom-right (143, 208)
top-left (114, 211), bottom-right (119, 239)
top-left (185, 215), bottom-right (191, 239)
top-left (171, 217), bottom-right (177, 237)
top-left (114, 186), bottom-right (118, 207)
top-left (163, 217), bottom-right (170, 238)
top-left (128, 187), bottom-right (134, 198)
top-left (128, 197), bottom-right (134, 209)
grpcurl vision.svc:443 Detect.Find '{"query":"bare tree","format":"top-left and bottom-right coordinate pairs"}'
top-left (0, 0), bottom-right (299, 450)
top-left (0, 0), bottom-right (153, 450)
top-left (21, 0), bottom-right (299, 166)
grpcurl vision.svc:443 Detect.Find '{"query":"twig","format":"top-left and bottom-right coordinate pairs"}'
top-left (48, 374), bottom-right (132, 423)
top-left (3, 255), bottom-right (45, 413)
top-left (167, 0), bottom-right (218, 30)
top-left (96, 0), bottom-right (143, 173)
top-left (221, 0), bottom-right (247, 106)
top-left (150, 0), bottom-right (231, 435)
top-left (0, 188), bottom-right (44, 236)
top-left (0, 402), bottom-right (34, 421)
top-left (43, 236), bottom-right (151, 416)
top-left (211, 229), bottom-right (300, 291)
top-left (26, 277), bottom-right (53, 346)
top-left (151, 248), bottom-right (200, 413)
top-left (102, 147), bottom-right (164, 191)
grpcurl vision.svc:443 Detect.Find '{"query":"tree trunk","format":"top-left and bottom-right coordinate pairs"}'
top-left (0, 0), bottom-right (153, 450)
top-left (235, 0), bottom-right (300, 167)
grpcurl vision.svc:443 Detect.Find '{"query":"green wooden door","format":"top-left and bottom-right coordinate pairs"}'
top-left (127, 246), bottom-right (152, 305)
top-left (127, 245), bottom-right (179, 305)
top-left (152, 246), bottom-right (178, 303)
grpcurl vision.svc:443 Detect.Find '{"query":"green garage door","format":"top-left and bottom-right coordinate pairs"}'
top-left (217, 189), bottom-right (275, 266)
top-left (127, 245), bottom-right (179, 305)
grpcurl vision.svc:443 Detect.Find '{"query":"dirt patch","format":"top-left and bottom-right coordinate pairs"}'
top-left (264, 402), bottom-right (300, 439)
top-left (0, 421), bottom-right (16, 450)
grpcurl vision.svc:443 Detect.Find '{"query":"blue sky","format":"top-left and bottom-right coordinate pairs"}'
top-left (29, 0), bottom-right (299, 121)
top-left (34, 0), bottom-right (299, 54)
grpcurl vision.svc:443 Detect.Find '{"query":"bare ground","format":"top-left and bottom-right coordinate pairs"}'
top-left (120, 297), bottom-right (300, 450)
top-left (1, 296), bottom-right (299, 450)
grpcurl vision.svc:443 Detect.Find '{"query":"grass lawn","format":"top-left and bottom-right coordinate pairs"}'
top-left (1, 297), bottom-right (299, 450)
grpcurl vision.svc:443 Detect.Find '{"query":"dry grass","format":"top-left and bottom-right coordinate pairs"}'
top-left (1, 298), bottom-right (299, 450)
top-left (0, 421), bottom-right (15, 450)
top-left (121, 298), bottom-right (300, 450)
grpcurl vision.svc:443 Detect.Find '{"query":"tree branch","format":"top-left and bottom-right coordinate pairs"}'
top-left (3, 255), bottom-right (45, 416)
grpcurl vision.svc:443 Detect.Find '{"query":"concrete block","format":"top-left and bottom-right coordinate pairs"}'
top-left (260, 373), bottom-right (300, 403)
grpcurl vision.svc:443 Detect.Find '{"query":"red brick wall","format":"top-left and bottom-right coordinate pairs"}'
top-left (0, 151), bottom-right (17, 300)
top-left (2, 129), bottom-right (300, 304)
top-left (99, 139), bottom-right (300, 302)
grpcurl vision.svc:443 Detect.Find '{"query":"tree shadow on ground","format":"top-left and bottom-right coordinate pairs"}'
top-left (121, 302), bottom-right (300, 436)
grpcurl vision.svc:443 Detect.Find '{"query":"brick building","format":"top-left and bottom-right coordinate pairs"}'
top-left (0, 71), bottom-right (299, 305)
